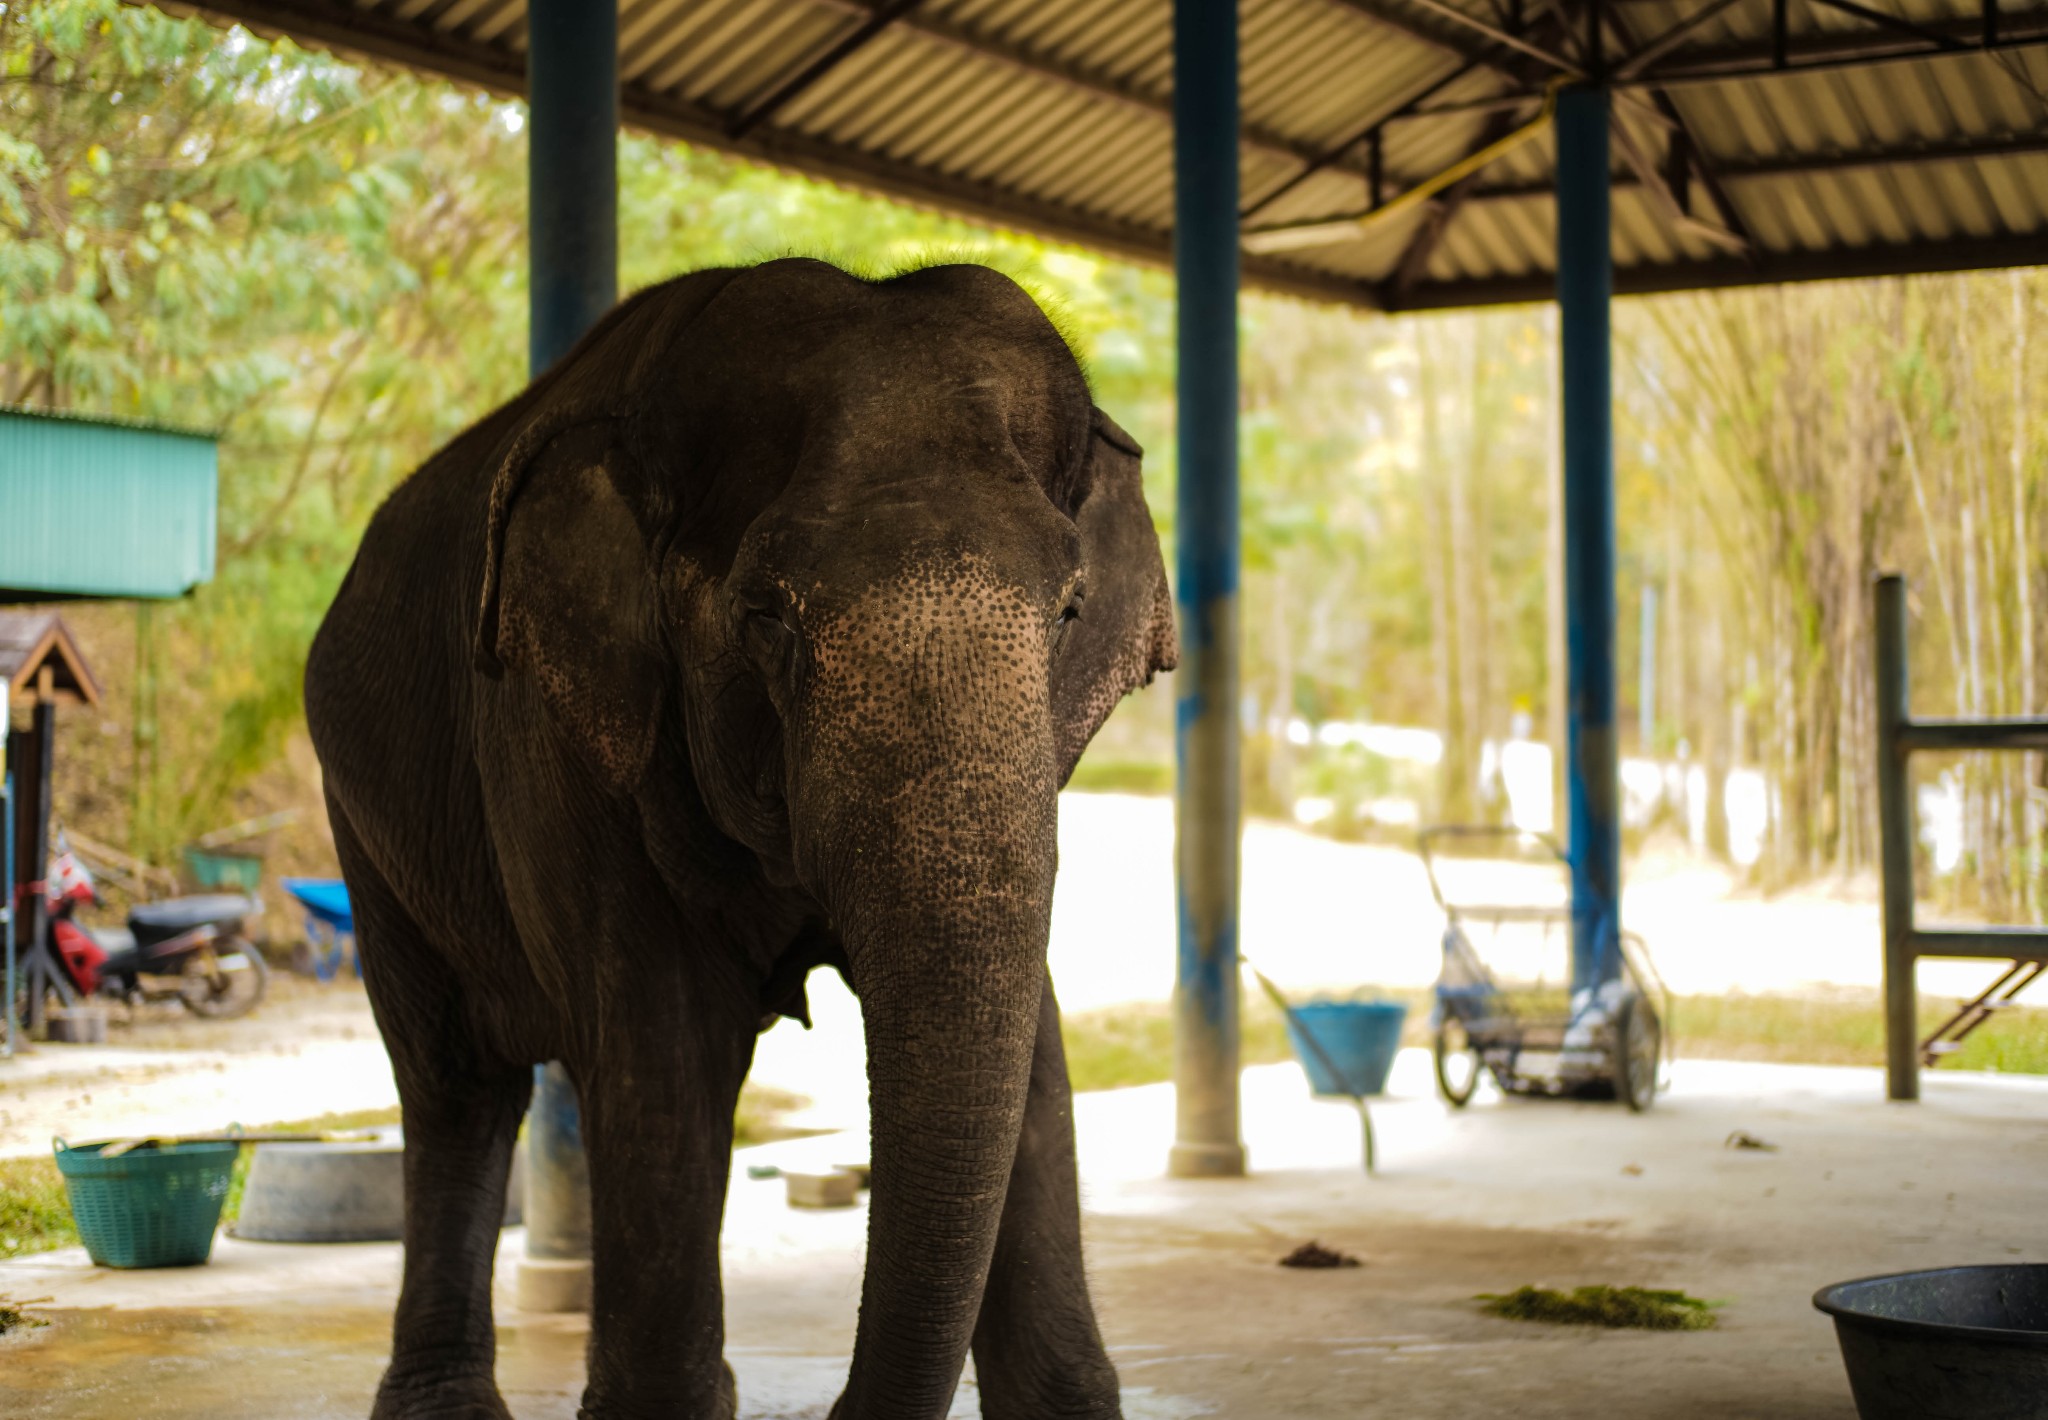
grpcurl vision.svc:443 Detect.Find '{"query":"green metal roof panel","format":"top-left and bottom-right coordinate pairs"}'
top-left (0, 407), bottom-right (219, 601)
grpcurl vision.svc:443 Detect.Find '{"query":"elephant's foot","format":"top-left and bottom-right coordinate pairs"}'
top-left (974, 1355), bottom-right (1123, 1420)
top-left (980, 1382), bottom-right (1123, 1420)
top-left (370, 1370), bottom-right (513, 1420)
top-left (575, 1359), bottom-right (737, 1420)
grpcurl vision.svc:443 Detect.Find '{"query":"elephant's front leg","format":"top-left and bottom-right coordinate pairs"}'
top-left (970, 974), bottom-right (1121, 1419)
top-left (575, 984), bottom-right (756, 1420)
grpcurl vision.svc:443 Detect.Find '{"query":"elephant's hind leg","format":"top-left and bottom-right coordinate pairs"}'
top-left (334, 813), bottom-right (530, 1420)
top-left (970, 974), bottom-right (1122, 1420)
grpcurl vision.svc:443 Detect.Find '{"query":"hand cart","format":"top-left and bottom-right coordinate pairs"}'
top-left (1421, 825), bottom-right (1671, 1111)
top-left (280, 877), bottom-right (357, 982)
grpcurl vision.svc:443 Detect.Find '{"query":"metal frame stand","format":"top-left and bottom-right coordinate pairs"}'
top-left (1874, 573), bottom-right (2048, 1101)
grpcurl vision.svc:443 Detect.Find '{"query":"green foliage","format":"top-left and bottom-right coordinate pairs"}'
top-left (1479, 1284), bottom-right (1718, 1330)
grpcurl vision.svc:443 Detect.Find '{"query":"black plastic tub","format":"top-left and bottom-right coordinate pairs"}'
top-left (1814, 1265), bottom-right (2048, 1420)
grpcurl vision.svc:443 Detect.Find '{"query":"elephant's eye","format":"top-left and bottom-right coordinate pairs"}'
top-left (743, 608), bottom-right (797, 671)
top-left (1052, 593), bottom-right (1083, 649)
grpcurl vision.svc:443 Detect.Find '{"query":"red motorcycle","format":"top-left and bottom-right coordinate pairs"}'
top-left (39, 842), bottom-right (269, 1019)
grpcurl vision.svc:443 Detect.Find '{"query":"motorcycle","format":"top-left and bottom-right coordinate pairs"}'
top-left (36, 840), bottom-right (270, 1019)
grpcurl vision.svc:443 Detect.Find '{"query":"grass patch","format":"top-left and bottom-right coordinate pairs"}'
top-left (1061, 992), bottom-right (1432, 1094)
top-left (1479, 1284), bottom-right (1718, 1330)
top-left (1060, 985), bottom-right (2048, 1095)
top-left (1672, 993), bottom-right (2048, 1074)
top-left (1063, 756), bottom-right (1172, 796)
top-left (0, 1157), bottom-right (77, 1260)
top-left (0, 1087), bottom-right (807, 1262)
top-left (1061, 996), bottom-right (1287, 1093)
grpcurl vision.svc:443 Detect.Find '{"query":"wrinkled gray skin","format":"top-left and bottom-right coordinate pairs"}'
top-left (304, 258), bottom-right (1177, 1420)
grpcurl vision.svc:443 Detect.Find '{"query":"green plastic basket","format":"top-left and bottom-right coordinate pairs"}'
top-left (52, 1139), bottom-right (238, 1268)
top-left (183, 846), bottom-right (264, 892)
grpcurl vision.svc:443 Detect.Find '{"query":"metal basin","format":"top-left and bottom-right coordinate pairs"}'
top-left (1814, 1265), bottom-right (2048, 1420)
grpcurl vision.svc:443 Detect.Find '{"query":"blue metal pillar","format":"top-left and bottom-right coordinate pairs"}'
top-left (516, 0), bottom-right (614, 1313)
top-left (1168, 0), bottom-right (1247, 1179)
top-left (1555, 86), bottom-right (1621, 992)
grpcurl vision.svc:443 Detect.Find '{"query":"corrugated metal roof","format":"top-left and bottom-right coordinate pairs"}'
top-left (0, 408), bottom-right (219, 601)
top-left (167, 0), bottom-right (2048, 309)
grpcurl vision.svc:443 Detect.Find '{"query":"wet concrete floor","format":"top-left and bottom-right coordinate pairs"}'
top-left (4, 1054), bottom-right (2042, 1418)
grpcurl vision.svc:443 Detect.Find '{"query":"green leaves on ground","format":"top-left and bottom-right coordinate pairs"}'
top-left (1479, 1284), bottom-right (1718, 1330)
top-left (0, 1294), bottom-right (48, 1334)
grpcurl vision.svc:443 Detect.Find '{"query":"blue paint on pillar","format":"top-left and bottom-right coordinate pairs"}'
top-left (523, 0), bottom-right (615, 1268)
top-left (1555, 86), bottom-right (1621, 992)
top-left (1168, 0), bottom-right (1247, 1180)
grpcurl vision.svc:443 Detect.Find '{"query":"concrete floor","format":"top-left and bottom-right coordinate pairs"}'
top-left (4, 1052), bottom-right (2044, 1419)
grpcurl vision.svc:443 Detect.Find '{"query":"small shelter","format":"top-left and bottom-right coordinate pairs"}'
top-left (0, 613), bottom-right (104, 1050)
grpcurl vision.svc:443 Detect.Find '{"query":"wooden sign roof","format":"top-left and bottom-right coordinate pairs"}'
top-left (0, 612), bottom-right (102, 709)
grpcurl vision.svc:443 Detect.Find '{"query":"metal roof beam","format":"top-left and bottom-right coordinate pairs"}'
top-left (726, 0), bottom-right (924, 139)
top-left (620, 88), bottom-right (1384, 308)
top-left (1328, 0), bottom-right (1584, 72)
top-left (1385, 232), bottom-right (2048, 308)
top-left (167, 0), bottom-right (1383, 308)
top-left (1627, 7), bottom-right (2048, 80)
top-left (1379, 109), bottom-right (1528, 295)
top-left (1255, 128), bottom-right (2048, 228)
top-left (1804, 0), bottom-right (1972, 52)
top-left (1598, 4), bottom-right (1757, 260)
top-left (801, 0), bottom-right (1358, 181)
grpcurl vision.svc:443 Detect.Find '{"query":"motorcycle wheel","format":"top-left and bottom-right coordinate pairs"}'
top-left (181, 940), bottom-right (269, 1019)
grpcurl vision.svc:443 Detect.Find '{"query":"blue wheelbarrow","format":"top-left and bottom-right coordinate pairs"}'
top-left (281, 878), bottom-right (356, 982)
top-left (1246, 958), bottom-right (1407, 1173)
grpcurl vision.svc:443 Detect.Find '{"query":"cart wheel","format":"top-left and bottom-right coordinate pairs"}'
top-left (1615, 995), bottom-right (1660, 1113)
top-left (1434, 1017), bottom-right (1481, 1108)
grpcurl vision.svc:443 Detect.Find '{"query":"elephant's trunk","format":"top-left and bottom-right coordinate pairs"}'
top-left (791, 577), bottom-right (1063, 1419)
top-left (836, 894), bottom-right (1049, 1419)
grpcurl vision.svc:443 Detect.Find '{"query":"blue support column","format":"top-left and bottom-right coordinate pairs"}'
top-left (1168, 0), bottom-right (1247, 1180)
top-left (516, 0), bottom-right (615, 1314)
top-left (1555, 87), bottom-right (1621, 992)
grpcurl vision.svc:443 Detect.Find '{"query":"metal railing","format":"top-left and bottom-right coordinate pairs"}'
top-left (1875, 573), bottom-right (2048, 1100)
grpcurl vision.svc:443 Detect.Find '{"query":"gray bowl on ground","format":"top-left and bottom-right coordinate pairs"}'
top-left (1813, 1264), bottom-right (2048, 1420)
top-left (232, 1128), bottom-right (524, 1242)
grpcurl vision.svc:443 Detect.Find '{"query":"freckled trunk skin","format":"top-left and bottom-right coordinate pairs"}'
top-left (797, 562), bottom-right (1064, 1420)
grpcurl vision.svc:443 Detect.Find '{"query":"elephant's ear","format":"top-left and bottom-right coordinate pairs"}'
top-left (482, 423), bottom-right (664, 793)
top-left (1052, 408), bottom-right (1178, 783)
top-left (471, 268), bottom-right (743, 791)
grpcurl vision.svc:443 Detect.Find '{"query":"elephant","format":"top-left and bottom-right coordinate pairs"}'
top-left (303, 257), bottom-right (1177, 1420)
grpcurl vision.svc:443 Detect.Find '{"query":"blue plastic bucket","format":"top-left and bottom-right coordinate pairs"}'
top-left (1285, 1001), bottom-right (1409, 1098)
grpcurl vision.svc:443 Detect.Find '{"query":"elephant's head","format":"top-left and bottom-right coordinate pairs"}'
top-left (473, 258), bottom-right (1174, 1414)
